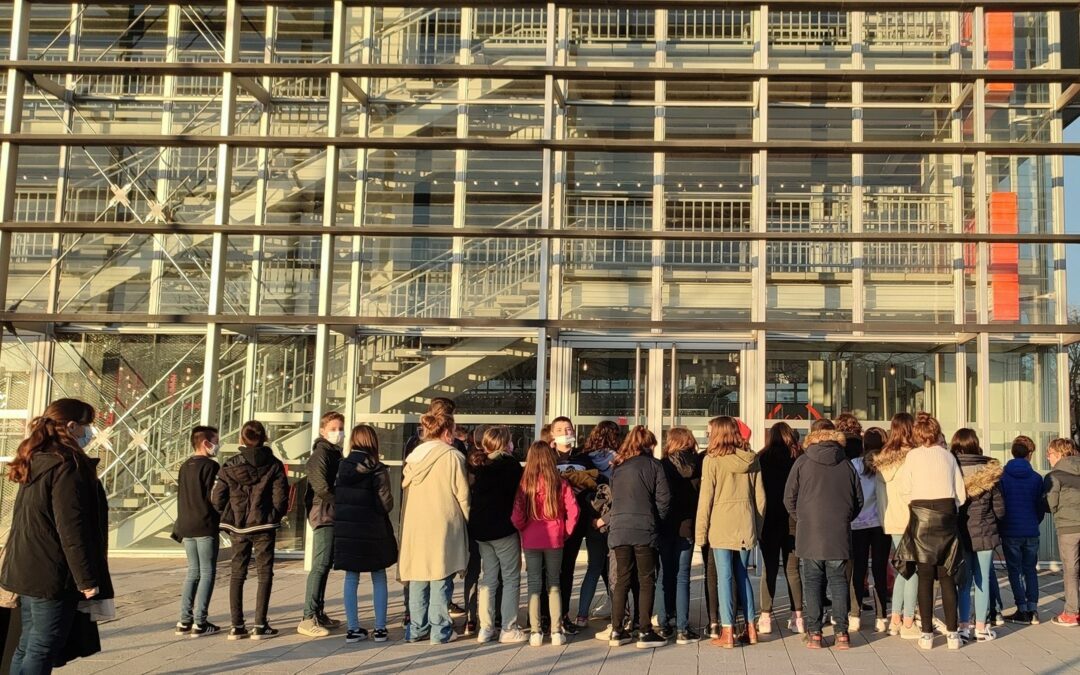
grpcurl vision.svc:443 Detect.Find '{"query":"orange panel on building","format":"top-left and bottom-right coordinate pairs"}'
top-left (989, 191), bottom-right (1020, 321)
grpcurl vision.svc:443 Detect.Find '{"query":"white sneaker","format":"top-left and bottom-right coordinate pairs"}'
top-left (590, 596), bottom-right (611, 619)
top-left (758, 613), bottom-right (773, 635)
top-left (529, 632), bottom-right (543, 647)
top-left (788, 616), bottom-right (805, 634)
top-left (499, 627), bottom-right (529, 644)
top-left (477, 627), bottom-right (497, 643)
top-left (975, 627), bottom-right (997, 642)
top-left (957, 627), bottom-right (972, 643)
top-left (900, 623), bottom-right (922, 640)
top-left (551, 631), bottom-right (567, 647)
top-left (947, 632), bottom-right (961, 650)
top-left (848, 615), bottom-right (861, 632)
top-left (594, 624), bottom-right (613, 641)
top-left (919, 633), bottom-right (934, 650)
top-left (875, 618), bottom-right (888, 633)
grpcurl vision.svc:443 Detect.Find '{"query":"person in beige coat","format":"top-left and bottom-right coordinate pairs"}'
top-left (400, 411), bottom-right (470, 644)
top-left (695, 416), bottom-right (766, 649)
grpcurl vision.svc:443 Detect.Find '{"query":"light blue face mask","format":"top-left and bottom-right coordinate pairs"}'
top-left (77, 425), bottom-right (94, 449)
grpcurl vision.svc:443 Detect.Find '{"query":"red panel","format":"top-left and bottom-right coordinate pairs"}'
top-left (989, 191), bottom-right (1019, 321)
top-left (986, 13), bottom-right (1015, 101)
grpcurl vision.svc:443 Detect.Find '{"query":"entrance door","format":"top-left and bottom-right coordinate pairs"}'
top-left (567, 342), bottom-right (743, 446)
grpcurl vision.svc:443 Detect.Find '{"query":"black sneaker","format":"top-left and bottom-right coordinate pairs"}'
top-left (228, 626), bottom-right (249, 641)
top-left (175, 622), bottom-right (193, 636)
top-left (345, 628), bottom-right (369, 644)
top-left (676, 628), bottom-right (701, 645)
top-left (561, 618), bottom-right (580, 636)
top-left (636, 630), bottom-right (668, 649)
top-left (1003, 610), bottom-right (1032, 625)
top-left (373, 628), bottom-right (389, 643)
top-left (250, 625), bottom-right (279, 640)
top-left (1030, 611), bottom-right (1041, 625)
top-left (656, 626), bottom-right (674, 641)
top-left (191, 623), bottom-right (220, 638)
top-left (609, 628), bottom-right (634, 647)
top-left (463, 621), bottom-right (477, 636)
top-left (707, 622), bottom-right (721, 639)
top-left (448, 602), bottom-right (467, 618)
top-left (317, 613), bottom-right (342, 629)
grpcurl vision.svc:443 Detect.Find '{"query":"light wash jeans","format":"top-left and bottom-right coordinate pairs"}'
top-left (179, 535), bottom-right (219, 625)
top-left (407, 576), bottom-right (454, 643)
top-left (344, 569), bottom-right (388, 631)
top-left (714, 548), bottom-right (755, 627)
top-left (478, 533), bottom-right (522, 631)
top-left (890, 534), bottom-right (918, 619)
top-left (958, 549), bottom-right (993, 626)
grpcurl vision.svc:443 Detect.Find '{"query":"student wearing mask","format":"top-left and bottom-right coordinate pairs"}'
top-left (173, 426), bottom-right (222, 638)
top-left (298, 411), bottom-right (346, 637)
top-left (1045, 438), bottom-right (1080, 627)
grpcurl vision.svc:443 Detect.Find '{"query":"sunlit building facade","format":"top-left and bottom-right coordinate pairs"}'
top-left (0, 2), bottom-right (1076, 554)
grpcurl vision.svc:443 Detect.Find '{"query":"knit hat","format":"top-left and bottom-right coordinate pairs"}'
top-left (736, 418), bottom-right (752, 442)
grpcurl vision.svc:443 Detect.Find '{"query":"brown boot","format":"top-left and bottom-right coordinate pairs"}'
top-left (746, 622), bottom-right (759, 645)
top-left (710, 627), bottom-right (735, 649)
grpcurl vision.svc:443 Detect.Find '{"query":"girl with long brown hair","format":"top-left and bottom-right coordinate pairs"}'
top-left (1, 398), bottom-right (113, 674)
top-left (694, 416), bottom-right (765, 648)
top-left (756, 422), bottom-right (804, 635)
top-left (657, 427), bottom-right (701, 644)
top-left (574, 421), bottom-right (621, 626)
top-left (512, 441), bottom-right (580, 647)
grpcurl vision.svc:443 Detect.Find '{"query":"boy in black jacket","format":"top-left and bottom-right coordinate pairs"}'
top-left (298, 411), bottom-right (345, 637)
top-left (173, 425), bottom-right (221, 638)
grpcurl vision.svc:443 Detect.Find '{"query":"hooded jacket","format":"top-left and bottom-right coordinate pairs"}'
top-left (1045, 455), bottom-right (1080, 534)
top-left (661, 447), bottom-right (701, 540)
top-left (1000, 457), bottom-right (1046, 538)
top-left (555, 446), bottom-right (603, 535)
top-left (873, 445), bottom-right (913, 535)
top-left (0, 450), bottom-right (113, 601)
top-left (607, 453), bottom-right (671, 548)
top-left (305, 437), bottom-right (342, 529)
top-left (173, 454), bottom-right (220, 540)
top-left (783, 430), bottom-right (863, 561)
top-left (956, 454), bottom-right (1005, 552)
top-left (469, 451), bottom-right (524, 542)
top-left (398, 440), bottom-right (470, 581)
top-left (332, 449), bottom-right (397, 573)
top-left (211, 445), bottom-right (289, 535)
top-left (850, 457), bottom-right (882, 531)
top-left (512, 477), bottom-right (580, 550)
top-left (695, 448), bottom-right (766, 550)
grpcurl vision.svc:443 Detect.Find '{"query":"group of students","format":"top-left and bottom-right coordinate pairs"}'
top-left (4, 397), bottom-right (1080, 673)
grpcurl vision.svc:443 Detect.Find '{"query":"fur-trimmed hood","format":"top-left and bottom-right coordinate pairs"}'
top-left (803, 430), bottom-right (847, 467)
top-left (870, 445), bottom-right (911, 476)
top-left (958, 454), bottom-right (1003, 498)
top-left (803, 429), bottom-right (847, 449)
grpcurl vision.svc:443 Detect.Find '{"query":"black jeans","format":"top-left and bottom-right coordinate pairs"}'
top-left (612, 545), bottom-right (657, 633)
top-left (917, 562), bottom-right (958, 633)
top-left (558, 526), bottom-right (587, 619)
top-left (701, 544), bottom-right (719, 625)
top-left (760, 529), bottom-right (802, 614)
top-left (802, 559), bottom-right (850, 636)
top-left (464, 536), bottom-right (481, 623)
top-left (849, 526), bottom-right (891, 620)
top-left (230, 531), bottom-right (277, 627)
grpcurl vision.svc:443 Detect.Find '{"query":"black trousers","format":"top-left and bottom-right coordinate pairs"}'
top-left (701, 544), bottom-right (719, 625)
top-left (849, 526), bottom-right (891, 619)
top-left (760, 529), bottom-right (803, 614)
top-left (230, 531), bottom-right (276, 627)
top-left (558, 526), bottom-right (587, 619)
top-left (464, 536), bottom-right (481, 623)
top-left (611, 545), bottom-right (657, 634)
top-left (917, 562), bottom-right (958, 633)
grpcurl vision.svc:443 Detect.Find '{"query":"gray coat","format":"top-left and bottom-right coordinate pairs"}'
top-left (1046, 455), bottom-right (1080, 535)
top-left (783, 430), bottom-right (863, 561)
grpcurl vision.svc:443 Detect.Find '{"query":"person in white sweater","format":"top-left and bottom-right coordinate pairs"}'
top-left (894, 413), bottom-right (968, 651)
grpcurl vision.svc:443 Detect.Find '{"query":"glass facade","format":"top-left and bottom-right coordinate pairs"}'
top-left (0, 2), bottom-right (1075, 554)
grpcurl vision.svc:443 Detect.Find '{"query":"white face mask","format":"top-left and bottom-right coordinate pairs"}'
top-left (325, 430), bottom-right (344, 446)
top-left (554, 434), bottom-right (576, 448)
top-left (205, 442), bottom-right (220, 458)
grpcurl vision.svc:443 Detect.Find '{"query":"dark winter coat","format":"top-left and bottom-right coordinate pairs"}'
top-left (0, 450), bottom-right (114, 601)
top-left (1000, 458), bottom-right (1046, 538)
top-left (660, 448), bottom-right (700, 540)
top-left (468, 452), bottom-right (524, 542)
top-left (305, 438), bottom-right (342, 529)
top-left (332, 449), bottom-right (398, 573)
top-left (783, 430), bottom-right (863, 561)
top-left (957, 454), bottom-right (1005, 552)
top-left (894, 498), bottom-right (964, 578)
top-left (212, 445), bottom-right (289, 535)
top-left (608, 453), bottom-right (671, 548)
top-left (1046, 455), bottom-right (1080, 534)
top-left (173, 454), bottom-right (220, 540)
top-left (759, 447), bottom-right (798, 538)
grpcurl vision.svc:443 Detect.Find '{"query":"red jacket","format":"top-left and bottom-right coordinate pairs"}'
top-left (512, 478), bottom-right (580, 550)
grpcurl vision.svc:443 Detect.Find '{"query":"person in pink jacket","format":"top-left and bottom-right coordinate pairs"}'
top-left (512, 441), bottom-right (580, 647)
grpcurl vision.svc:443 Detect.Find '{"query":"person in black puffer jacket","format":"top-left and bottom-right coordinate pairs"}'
top-left (656, 427), bottom-right (702, 643)
top-left (950, 429), bottom-right (1004, 641)
top-left (333, 424), bottom-right (397, 642)
top-left (2, 399), bottom-right (113, 675)
top-left (212, 420), bottom-right (288, 639)
top-left (468, 425), bottom-right (527, 643)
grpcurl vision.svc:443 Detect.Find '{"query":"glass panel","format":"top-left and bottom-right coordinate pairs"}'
top-left (769, 82), bottom-right (852, 142)
top-left (359, 237), bottom-right (453, 319)
top-left (665, 351), bottom-right (741, 420)
top-left (769, 11), bottom-right (852, 68)
top-left (258, 236), bottom-right (321, 315)
top-left (667, 10), bottom-right (755, 66)
top-left (573, 348), bottom-right (648, 423)
top-left (464, 150), bottom-right (544, 228)
top-left (987, 342), bottom-right (1059, 463)
top-left (863, 12), bottom-right (954, 67)
top-left (462, 237), bottom-right (542, 320)
top-left (364, 150), bottom-right (456, 229)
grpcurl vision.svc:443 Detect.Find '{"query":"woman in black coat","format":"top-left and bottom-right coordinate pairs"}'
top-left (1, 398), bottom-right (113, 674)
top-left (756, 422), bottom-right (803, 635)
top-left (332, 425), bottom-right (397, 643)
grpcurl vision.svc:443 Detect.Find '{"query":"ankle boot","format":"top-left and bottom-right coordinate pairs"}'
top-left (746, 622), bottom-right (759, 645)
top-left (711, 626), bottom-right (735, 649)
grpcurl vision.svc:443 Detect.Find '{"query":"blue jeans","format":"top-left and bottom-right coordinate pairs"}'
top-left (407, 576), bottom-right (454, 644)
top-left (577, 527), bottom-right (609, 618)
top-left (958, 549), bottom-right (993, 626)
top-left (1003, 536), bottom-right (1040, 612)
top-left (344, 569), bottom-right (388, 631)
top-left (714, 548), bottom-right (755, 627)
top-left (180, 535), bottom-right (219, 625)
top-left (655, 535), bottom-right (694, 631)
top-left (802, 559), bottom-right (850, 636)
top-left (890, 534), bottom-right (918, 620)
top-left (12, 595), bottom-right (79, 675)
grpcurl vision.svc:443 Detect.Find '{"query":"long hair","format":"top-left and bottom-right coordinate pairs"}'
top-left (470, 425), bottom-right (511, 467)
top-left (881, 412), bottom-right (915, 455)
top-left (520, 441), bottom-right (562, 520)
top-left (861, 426), bottom-right (887, 475)
top-left (584, 420), bottom-right (622, 453)
top-left (949, 428), bottom-right (982, 457)
top-left (613, 425), bottom-right (656, 467)
top-left (8, 398), bottom-right (95, 484)
top-left (662, 427), bottom-right (697, 459)
top-left (240, 420), bottom-right (267, 448)
top-left (912, 412), bottom-right (942, 448)
top-left (349, 424), bottom-right (380, 461)
top-left (760, 422), bottom-right (801, 461)
top-left (706, 416), bottom-right (749, 458)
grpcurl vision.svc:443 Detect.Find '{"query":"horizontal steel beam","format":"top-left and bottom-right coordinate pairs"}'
top-left (6, 61), bottom-right (1079, 84)
top-left (24, 0), bottom-right (1080, 10)
top-left (4, 221), bottom-right (1080, 244)
top-left (1, 312), bottom-right (1077, 335)
top-left (1, 135), bottom-right (1077, 155)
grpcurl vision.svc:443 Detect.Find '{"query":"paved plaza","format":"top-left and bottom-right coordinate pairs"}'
top-left (57, 557), bottom-right (1080, 675)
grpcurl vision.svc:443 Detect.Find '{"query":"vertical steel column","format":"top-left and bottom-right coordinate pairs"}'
top-left (950, 11), bottom-right (966, 328)
top-left (651, 9), bottom-right (666, 326)
top-left (201, 0), bottom-right (241, 426)
top-left (1047, 11), bottom-right (1070, 439)
top-left (546, 7), bottom-right (570, 419)
top-left (850, 11), bottom-right (865, 327)
top-left (0, 0), bottom-right (29, 317)
top-left (534, 2), bottom-right (558, 435)
top-left (449, 8), bottom-right (474, 319)
top-left (971, 7), bottom-right (990, 438)
top-left (748, 4), bottom-right (769, 441)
